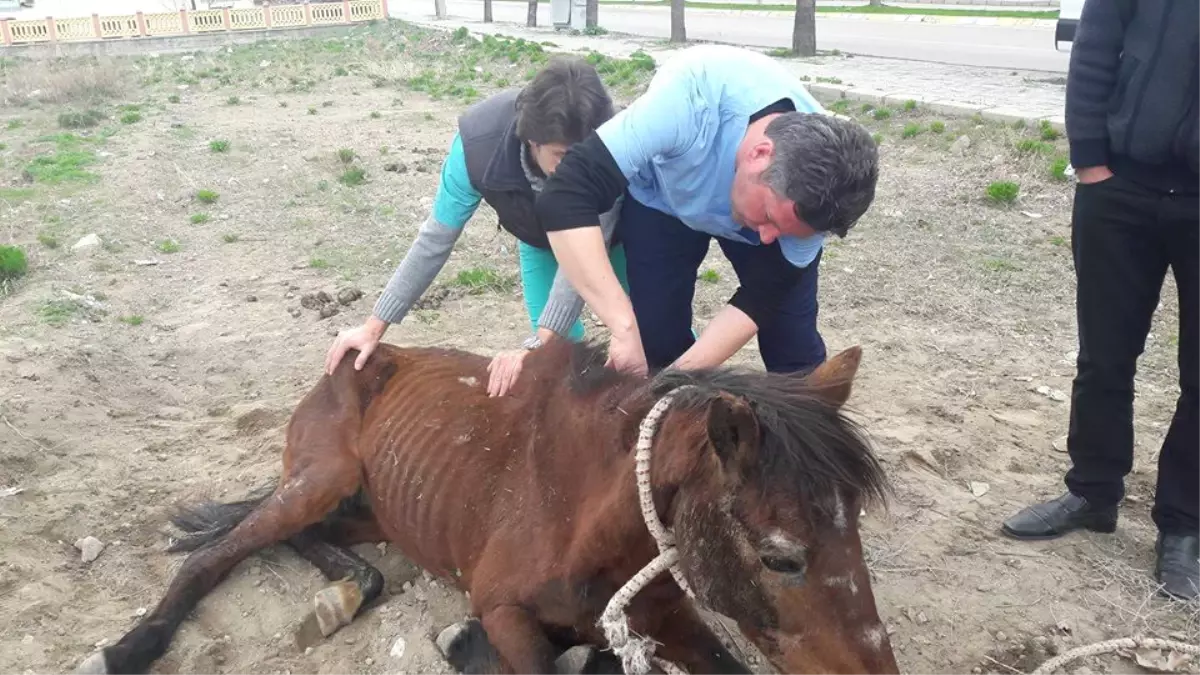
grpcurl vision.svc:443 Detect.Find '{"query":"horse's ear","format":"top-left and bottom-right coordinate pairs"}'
top-left (803, 345), bottom-right (863, 408)
top-left (706, 393), bottom-right (760, 468)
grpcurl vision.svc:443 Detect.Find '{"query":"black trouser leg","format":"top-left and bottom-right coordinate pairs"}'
top-left (1064, 176), bottom-right (1171, 508)
top-left (1151, 191), bottom-right (1200, 536)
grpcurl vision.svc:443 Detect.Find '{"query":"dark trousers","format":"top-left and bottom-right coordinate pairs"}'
top-left (616, 196), bottom-right (827, 374)
top-left (1064, 173), bottom-right (1199, 536)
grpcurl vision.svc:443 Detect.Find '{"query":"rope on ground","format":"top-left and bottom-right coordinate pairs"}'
top-left (1031, 636), bottom-right (1199, 674)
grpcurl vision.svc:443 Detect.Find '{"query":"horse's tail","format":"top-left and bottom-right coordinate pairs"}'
top-left (166, 483), bottom-right (374, 553)
top-left (166, 484), bottom-right (277, 552)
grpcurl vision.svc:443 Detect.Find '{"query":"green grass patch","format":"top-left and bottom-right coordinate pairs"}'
top-left (986, 181), bottom-right (1020, 204)
top-left (23, 151), bottom-right (98, 184)
top-left (339, 166), bottom-right (366, 187)
top-left (1015, 139), bottom-right (1055, 155)
top-left (872, 107), bottom-right (892, 120)
top-left (454, 267), bottom-right (517, 294)
top-left (195, 189), bottom-right (219, 204)
top-left (901, 123), bottom-right (921, 139)
top-left (0, 245), bottom-right (28, 282)
top-left (38, 299), bottom-right (81, 326)
top-left (119, 314), bottom-right (145, 326)
top-left (930, 121), bottom-right (946, 134)
top-left (209, 139), bottom-right (231, 153)
top-left (120, 111), bottom-right (142, 124)
top-left (698, 269), bottom-right (720, 283)
top-left (157, 239), bottom-right (181, 254)
top-left (58, 109), bottom-right (106, 129)
top-left (190, 213), bottom-right (211, 224)
top-left (1049, 156), bottom-right (1070, 182)
top-left (222, 233), bottom-right (240, 243)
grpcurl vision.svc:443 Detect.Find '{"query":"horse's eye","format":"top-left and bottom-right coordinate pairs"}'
top-left (760, 554), bottom-right (806, 575)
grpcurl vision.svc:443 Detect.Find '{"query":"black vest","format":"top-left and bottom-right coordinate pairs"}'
top-left (457, 89), bottom-right (551, 250)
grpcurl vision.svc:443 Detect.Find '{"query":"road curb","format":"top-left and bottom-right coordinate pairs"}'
top-left (618, 6), bottom-right (1058, 27)
top-left (806, 83), bottom-right (1064, 131)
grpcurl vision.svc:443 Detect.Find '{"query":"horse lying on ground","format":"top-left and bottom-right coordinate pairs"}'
top-left (75, 339), bottom-right (899, 674)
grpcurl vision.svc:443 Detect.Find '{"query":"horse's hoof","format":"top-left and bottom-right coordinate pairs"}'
top-left (75, 651), bottom-right (109, 675)
top-left (435, 620), bottom-right (472, 658)
top-left (294, 580), bottom-right (363, 650)
top-left (555, 645), bottom-right (596, 674)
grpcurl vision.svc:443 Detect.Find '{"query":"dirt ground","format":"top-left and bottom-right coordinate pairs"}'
top-left (1, 20), bottom-right (1196, 675)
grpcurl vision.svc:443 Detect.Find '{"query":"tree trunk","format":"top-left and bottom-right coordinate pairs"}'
top-left (669, 0), bottom-right (685, 43)
top-left (434, 0), bottom-right (447, 19)
top-left (791, 0), bottom-right (815, 56)
top-left (484, 0), bottom-right (493, 22)
top-left (526, 0), bottom-right (537, 26)
top-left (586, 0), bottom-right (598, 28)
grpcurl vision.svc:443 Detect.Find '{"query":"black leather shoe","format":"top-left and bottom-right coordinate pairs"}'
top-left (1155, 533), bottom-right (1199, 601)
top-left (1001, 492), bottom-right (1118, 540)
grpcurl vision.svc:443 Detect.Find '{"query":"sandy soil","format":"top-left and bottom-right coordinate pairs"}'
top-left (0, 20), bottom-right (1195, 675)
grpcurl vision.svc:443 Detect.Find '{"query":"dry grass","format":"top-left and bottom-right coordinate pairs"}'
top-left (0, 58), bottom-right (127, 108)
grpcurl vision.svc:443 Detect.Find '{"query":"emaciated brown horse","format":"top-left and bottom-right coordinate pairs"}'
top-left (75, 339), bottom-right (899, 674)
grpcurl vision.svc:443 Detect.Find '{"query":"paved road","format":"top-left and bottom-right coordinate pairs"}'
top-left (427, 0), bottom-right (1071, 72)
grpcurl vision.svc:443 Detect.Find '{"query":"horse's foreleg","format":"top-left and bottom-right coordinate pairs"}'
top-left (289, 529), bottom-right (386, 650)
top-left (76, 466), bottom-right (362, 675)
top-left (478, 605), bottom-right (559, 674)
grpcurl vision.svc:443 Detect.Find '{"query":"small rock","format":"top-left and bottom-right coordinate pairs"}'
top-left (75, 536), bottom-right (105, 563)
top-left (318, 305), bottom-right (338, 319)
top-left (968, 481), bottom-right (990, 497)
top-left (181, 55), bottom-right (195, 61)
top-left (246, 295), bottom-right (258, 303)
top-left (365, 657), bottom-right (374, 666)
top-left (72, 233), bottom-right (102, 252)
top-left (1052, 435), bottom-right (1068, 453)
top-left (317, 291), bottom-right (332, 304)
top-left (383, 162), bottom-right (408, 173)
top-left (390, 636), bottom-right (406, 659)
top-left (950, 135), bottom-right (971, 155)
top-left (170, 119), bottom-right (184, 128)
top-left (915, 611), bottom-right (929, 625)
top-left (288, 308), bottom-right (301, 318)
top-left (134, 607), bottom-right (147, 617)
top-left (995, 631), bottom-right (1007, 642)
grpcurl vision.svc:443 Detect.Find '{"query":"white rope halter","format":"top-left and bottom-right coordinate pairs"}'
top-left (598, 386), bottom-right (696, 675)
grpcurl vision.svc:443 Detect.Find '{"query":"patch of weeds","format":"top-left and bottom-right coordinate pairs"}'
top-left (1011, 119), bottom-right (1027, 130)
top-left (37, 233), bottom-right (59, 249)
top-left (986, 181), bottom-right (1020, 205)
top-left (334, 66), bottom-right (349, 76)
top-left (23, 151), bottom-right (98, 184)
top-left (903, 99), bottom-right (918, 112)
top-left (872, 133), bottom-right (884, 145)
top-left (168, 94), bottom-right (181, 104)
top-left (0, 187), bottom-right (36, 203)
top-left (872, 107), bottom-right (892, 121)
top-left (119, 314), bottom-right (144, 326)
top-left (309, 258), bottom-right (330, 269)
top-left (322, 100), bottom-right (334, 108)
top-left (1015, 139), bottom-right (1055, 155)
top-left (583, 25), bottom-right (608, 36)
top-left (370, 111), bottom-right (382, 119)
top-left (860, 103), bottom-right (874, 113)
top-left (227, 95), bottom-right (241, 105)
top-left (1039, 120), bottom-right (1061, 141)
top-left (222, 233), bottom-right (240, 243)
top-left (454, 267), bottom-right (516, 294)
top-left (37, 299), bottom-right (81, 326)
top-left (1048, 235), bottom-right (1067, 248)
top-left (930, 120), bottom-right (946, 134)
top-left (279, 101), bottom-right (289, 108)
top-left (815, 76), bottom-right (842, 85)
top-left (829, 99), bottom-right (851, 114)
top-left (901, 123), bottom-right (921, 139)
top-left (0, 245), bottom-right (28, 282)
top-left (172, 125), bottom-right (196, 140)
top-left (190, 213), bottom-right (211, 224)
top-left (195, 189), bottom-right (219, 204)
top-left (337, 148), bottom-right (356, 164)
top-left (157, 239), bottom-right (181, 254)
top-left (766, 47), bottom-right (791, 58)
top-left (58, 109), bottom-right (105, 129)
top-left (983, 257), bottom-right (1020, 273)
top-left (339, 166), bottom-right (366, 187)
top-left (7, 119), bottom-right (24, 130)
top-left (209, 139), bottom-right (231, 153)
top-left (308, 107), bottom-right (318, 115)
top-left (698, 269), bottom-right (720, 283)
top-left (423, 112), bottom-right (434, 121)
top-left (119, 110), bottom-right (142, 124)
top-left (1049, 156), bottom-right (1070, 182)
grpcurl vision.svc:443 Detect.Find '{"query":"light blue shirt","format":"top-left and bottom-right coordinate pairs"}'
top-left (596, 44), bottom-right (827, 268)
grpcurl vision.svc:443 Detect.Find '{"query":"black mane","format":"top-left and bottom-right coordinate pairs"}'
top-left (556, 339), bottom-right (888, 511)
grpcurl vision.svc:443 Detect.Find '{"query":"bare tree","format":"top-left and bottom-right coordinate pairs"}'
top-left (670, 0), bottom-right (685, 42)
top-left (434, 0), bottom-right (447, 19)
top-left (484, 0), bottom-right (493, 22)
top-left (586, 0), bottom-right (598, 28)
top-left (527, 0), bottom-right (537, 26)
top-left (791, 0), bottom-right (815, 56)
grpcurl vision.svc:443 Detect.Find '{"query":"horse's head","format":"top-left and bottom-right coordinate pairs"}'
top-left (650, 347), bottom-right (898, 674)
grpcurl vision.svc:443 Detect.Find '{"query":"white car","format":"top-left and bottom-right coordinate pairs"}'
top-left (1056, 0), bottom-right (1085, 51)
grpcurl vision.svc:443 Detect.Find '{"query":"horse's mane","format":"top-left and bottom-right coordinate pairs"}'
top-left (552, 340), bottom-right (888, 513)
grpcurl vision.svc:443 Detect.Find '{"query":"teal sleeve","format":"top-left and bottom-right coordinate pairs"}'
top-left (431, 132), bottom-right (483, 229)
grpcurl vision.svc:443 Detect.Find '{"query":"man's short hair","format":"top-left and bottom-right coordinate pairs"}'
top-left (761, 113), bottom-right (879, 237)
top-left (515, 57), bottom-right (614, 147)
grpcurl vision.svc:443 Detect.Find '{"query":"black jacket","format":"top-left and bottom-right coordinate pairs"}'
top-left (1066, 0), bottom-right (1198, 193)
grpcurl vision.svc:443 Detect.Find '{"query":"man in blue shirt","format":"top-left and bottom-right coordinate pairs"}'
top-left (522, 44), bottom-right (879, 379)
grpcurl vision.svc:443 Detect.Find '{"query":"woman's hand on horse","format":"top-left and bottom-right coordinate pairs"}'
top-left (486, 348), bottom-right (529, 397)
top-left (605, 326), bottom-right (649, 379)
top-left (325, 317), bottom-right (387, 375)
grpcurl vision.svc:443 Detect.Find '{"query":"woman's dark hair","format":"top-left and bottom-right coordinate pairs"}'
top-left (515, 57), bottom-right (614, 146)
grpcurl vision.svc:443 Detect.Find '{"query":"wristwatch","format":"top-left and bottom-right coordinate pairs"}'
top-left (521, 334), bottom-right (542, 351)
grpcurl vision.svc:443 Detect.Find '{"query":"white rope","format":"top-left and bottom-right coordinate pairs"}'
top-left (1032, 636), bottom-right (1199, 674)
top-left (599, 387), bottom-right (697, 675)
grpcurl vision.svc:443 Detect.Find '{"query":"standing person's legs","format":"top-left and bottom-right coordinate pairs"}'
top-left (1153, 193), bottom-right (1199, 537)
top-left (517, 240), bottom-right (631, 342)
top-left (1003, 175), bottom-right (1169, 540)
top-left (717, 238), bottom-right (827, 374)
top-left (616, 197), bottom-right (710, 370)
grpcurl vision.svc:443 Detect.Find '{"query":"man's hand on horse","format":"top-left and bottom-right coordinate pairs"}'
top-left (325, 316), bottom-right (387, 375)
